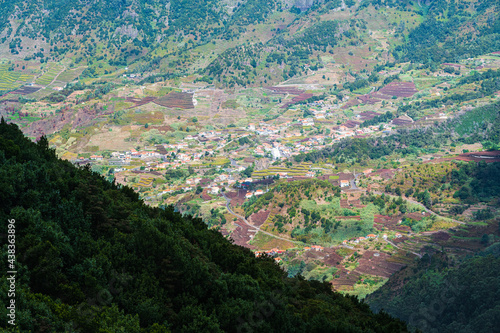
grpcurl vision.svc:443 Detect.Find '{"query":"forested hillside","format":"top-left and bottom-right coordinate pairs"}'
top-left (1, 0), bottom-right (498, 87)
top-left (0, 119), bottom-right (408, 332)
top-left (399, 0), bottom-right (500, 63)
top-left (366, 245), bottom-right (500, 333)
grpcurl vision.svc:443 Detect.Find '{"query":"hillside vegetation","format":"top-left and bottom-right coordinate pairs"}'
top-left (1, 0), bottom-right (498, 87)
top-left (0, 120), bottom-right (408, 332)
top-left (367, 246), bottom-right (500, 333)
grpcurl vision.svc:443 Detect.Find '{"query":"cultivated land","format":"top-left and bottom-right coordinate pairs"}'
top-left (1, 0), bottom-right (499, 301)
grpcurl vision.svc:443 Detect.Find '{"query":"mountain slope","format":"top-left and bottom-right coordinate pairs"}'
top-left (0, 119), bottom-right (408, 332)
top-left (366, 247), bottom-right (500, 333)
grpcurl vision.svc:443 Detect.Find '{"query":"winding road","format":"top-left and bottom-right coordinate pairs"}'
top-left (222, 193), bottom-right (303, 245)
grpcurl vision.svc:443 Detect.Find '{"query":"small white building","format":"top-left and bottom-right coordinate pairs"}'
top-left (340, 180), bottom-right (350, 187)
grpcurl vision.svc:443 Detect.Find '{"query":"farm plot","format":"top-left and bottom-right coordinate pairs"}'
top-left (153, 92), bottom-right (194, 109)
top-left (56, 67), bottom-right (86, 83)
top-left (372, 82), bottom-right (418, 99)
top-left (413, 77), bottom-right (441, 90)
top-left (248, 210), bottom-right (271, 227)
top-left (0, 65), bottom-right (34, 91)
top-left (9, 86), bottom-right (41, 95)
top-left (126, 96), bottom-right (157, 109)
top-left (35, 63), bottom-right (65, 86)
top-left (281, 93), bottom-right (313, 109)
top-left (252, 162), bottom-right (312, 178)
top-left (354, 251), bottom-right (405, 278)
top-left (134, 177), bottom-right (154, 188)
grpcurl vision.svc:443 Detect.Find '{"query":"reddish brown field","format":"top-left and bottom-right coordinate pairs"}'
top-left (201, 190), bottom-right (212, 201)
top-left (9, 86), bottom-right (41, 95)
top-left (358, 95), bottom-right (380, 105)
top-left (126, 96), bottom-right (156, 108)
top-left (344, 120), bottom-right (361, 128)
top-left (322, 248), bottom-right (344, 266)
top-left (230, 220), bottom-right (256, 249)
top-left (249, 210), bottom-right (271, 227)
top-left (282, 93), bottom-right (314, 109)
top-left (425, 151), bottom-right (500, 164)
top-left (341, 98), bottom-right (360, 109)
top-left (432, 231), bottom-right (451, 242)
top-left (153, 92), bottom-right (194, 109)
top-left (354, 251), bottom-right (406, 278)
top-left (359, 111), bottom-right (380, 120)
top-left (373, 81), bottom-right (418, 98)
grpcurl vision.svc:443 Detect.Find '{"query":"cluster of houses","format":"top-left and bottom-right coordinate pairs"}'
top-left (341, 232), bottom-right (403, 246)
top-left (71, 95), bottom-right (410, 202)
top-left (341, 234), bottom-right (378, 245)
top-left (254, 248), bottom-right (287, 259)
top-left (303, 245), bottom-right (325, 251)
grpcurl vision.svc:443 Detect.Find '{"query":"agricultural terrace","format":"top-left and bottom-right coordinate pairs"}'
top-left (35, 63), bottom-right (65, 86)
top-left (0, 64), bottom-right (33, 91)
top-left (252, 162), bottom-right (312, 178)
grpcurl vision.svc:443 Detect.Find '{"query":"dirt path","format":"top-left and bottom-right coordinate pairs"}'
top-left (43, 65), bottom-right (67, 87)
top-left (383, 238), bottom-right (422, 258)
top-left (222, 193), bottom-right (302, 245)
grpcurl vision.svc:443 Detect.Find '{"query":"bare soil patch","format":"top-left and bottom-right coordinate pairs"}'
top-left (354, 251), bottom-right (405, 278)
top-left (249, 210), bottom-right (271, 227)
top-left (374, 81), bottom-right (418, 98)
top-left (86, 127), bottom-right (134, 151)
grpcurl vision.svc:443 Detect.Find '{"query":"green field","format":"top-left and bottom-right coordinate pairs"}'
top-left (0, 64), bottom-right (33, 91)
top-left (252, 162), bottom-right (312, 177)
top-left (35, 63), bottom-right (65, 86)
top-left (413, 77), bottom-right (441, 90)
top-left (56, 66), bottom-right (86, 83)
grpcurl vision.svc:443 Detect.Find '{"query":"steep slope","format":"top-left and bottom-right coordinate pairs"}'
top-left (366, 246), bottom-right (500, 333)
top-left (396, 0), bottom-right (500, 63)
top-left (0, 119), bottom-right (408, 332)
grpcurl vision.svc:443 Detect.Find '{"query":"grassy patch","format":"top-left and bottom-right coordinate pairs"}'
top-left (303, 266), bottom-right (338, 282)
top-left (342, 275), bottom-right (388, 299)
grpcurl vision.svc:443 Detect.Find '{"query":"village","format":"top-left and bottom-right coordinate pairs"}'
top-left (71, 96), bottom-right (406, 200)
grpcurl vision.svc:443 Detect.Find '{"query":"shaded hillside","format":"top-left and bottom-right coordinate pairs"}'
top-left (366, 246), bottom-right (500, 333)
top-left (0, 119), bottom-right (408, 332)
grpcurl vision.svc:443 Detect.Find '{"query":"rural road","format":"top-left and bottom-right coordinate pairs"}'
top-left (371, 191), bottom-right (466, 225)
top-left (383, 238), bottom-right (422, 258)
top-left (222, 193), bottom-right (303, 245)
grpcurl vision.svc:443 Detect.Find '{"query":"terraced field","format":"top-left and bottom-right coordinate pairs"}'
top-left (0, 64), bottom-right (33, 91)
top-left (134, 177), bottom-right (154, 187)
top-left (56, 67), bottom-right (86, 83)
top-left (35, 63), bottom-right (65, 86)
top-left (252, 162), bottom-right (312, 177)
